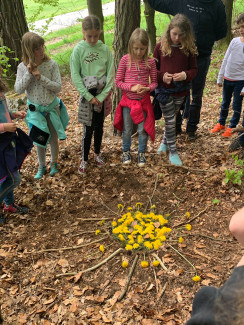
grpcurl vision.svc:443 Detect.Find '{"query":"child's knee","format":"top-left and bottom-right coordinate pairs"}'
top-left (229, 207), bottom-right (244, 238)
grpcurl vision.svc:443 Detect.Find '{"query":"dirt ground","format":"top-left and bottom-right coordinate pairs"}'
top-left (0, 59), bottom-right (244, 324)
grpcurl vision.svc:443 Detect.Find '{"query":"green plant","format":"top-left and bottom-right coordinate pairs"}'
top-left (0, 46), bottom-right (19, 77)
top-left (224, 155), bottom-right (244, 186)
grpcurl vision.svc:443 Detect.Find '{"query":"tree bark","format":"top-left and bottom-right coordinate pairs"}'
top-left (143, 0), bottom-right (156, 54)
top-left (87, 0), bottom-right (105, 43)
top-left (220, 0), bottom-right (234, 45)
top-left (0, 0), bottom-right (29, 72)
top-left (112, 0), bottom-right (141, 115)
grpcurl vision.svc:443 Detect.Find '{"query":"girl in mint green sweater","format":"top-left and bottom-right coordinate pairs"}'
top-left (70, 15), bottom-right (114, 176)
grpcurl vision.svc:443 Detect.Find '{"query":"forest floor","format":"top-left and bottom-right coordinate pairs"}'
top-left (0, 53), bottom-right (244, 325)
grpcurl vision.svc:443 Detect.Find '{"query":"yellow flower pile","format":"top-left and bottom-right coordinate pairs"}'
top-left (112, 205), bottom-right (172, 251)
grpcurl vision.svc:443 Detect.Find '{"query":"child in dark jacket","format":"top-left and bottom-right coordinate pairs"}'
top-left (0, 65), bottom-right (32, 224)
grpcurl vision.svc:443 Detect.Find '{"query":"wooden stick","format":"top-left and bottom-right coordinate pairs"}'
top-left (117, 254), bottom-right (139, 302)
top-left (167, 243), bottom-right (196, 272)
top-left (144, 173), bottom-right (159, 213)
top-left (152, 253), bottom-right (168, 272)
top-left (188, 233), bottom-right (233, 242)
top-left (231, 127), bottom-right (244, 133)
top-left (26, 237), bottom-right (106, 254)
top-left (56, 248), bottom-right (123, 278)
top-left (174, 207), bottom-right (208, 228)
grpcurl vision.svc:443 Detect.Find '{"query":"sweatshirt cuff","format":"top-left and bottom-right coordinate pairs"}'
top-left (0, 124), bottom-right (5, 132)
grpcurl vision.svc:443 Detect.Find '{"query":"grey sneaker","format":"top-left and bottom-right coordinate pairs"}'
top-left (95, 154), bottom-right (105, 167)
top-left (138, 153), bottom-right (146, 167)
top-left (122, 151), bottom-right (131, 164)
top-left (78, 161), bottom-right (87, 175)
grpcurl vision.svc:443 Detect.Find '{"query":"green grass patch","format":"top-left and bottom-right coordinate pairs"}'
top-left (23, 0), bottom-right (112, 21)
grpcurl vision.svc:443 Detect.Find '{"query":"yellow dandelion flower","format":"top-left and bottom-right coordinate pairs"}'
top-left (118, 204), bottom-right (124, 210)
top-left (141, 260), bottom-right (149, 268)
top-left (192, 275), bottom-right (201, 282)
top-left (100, 220), bottom-right (105, 225)
top-left (152, 260), bottom-right (160, 267)
top-left (186, 224), bottom-right (192, 231)
top-left (137, 235), bottom-right (143, 244)
top-left (122, 260), bottom-right (128, 268)
top-left (127, 207), bottom-right (133, 211)
top-left (125, 244), bottom-right (133, 251)
top-left (95, 230), bottom-right (101, 235)
top-left (136, 202), bottom-right (142, 208)
top-left (159, 235), bottom-right (166, 242)
top-left (112, 221), bottom-right (117, 227)
top-left (179, 237), bottom-right (184, 243)
top-left (185, 211), bottom-right (190, 218)
top-left (99, 245), bottom-right (104, 252)
top-left (150, 205), bottom-right (156, 209)
top-left (118, 234), bottom-right (125, 241)
top-left (144, 241), bottom-right (153, 250)
top-left (133, 243), bottom-right (139, 249)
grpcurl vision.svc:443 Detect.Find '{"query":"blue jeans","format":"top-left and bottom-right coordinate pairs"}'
top-left (0, 171), bottom-right (21, 206)
top-left (122, 106), bottom-right (148, 153)
top-left (218, 79), bottom-right (244, 128)
top-left (186, 55), bottom-right (211, 133)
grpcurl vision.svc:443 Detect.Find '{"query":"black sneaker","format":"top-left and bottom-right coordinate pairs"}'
top-left (122, 151), bottom-right (131, 164)
top-left (229, 138), bottom-right (244, 152)
top-left (138, 153), bottom-right (146, 167)
top-left (0, 214), bottom-right (6, 225)
top-left (187, 132), bottom-right (196, 141)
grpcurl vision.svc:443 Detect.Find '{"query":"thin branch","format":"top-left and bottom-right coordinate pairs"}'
top-left (167, 243), bottom-right (196, 272)
top-left (188, 233), bottom-right (233, 242)
top-left (150, 257), bottom-right (159, 294)
top-left (77, 217), bottom-right (114, 221)
top-left (56, 248), bottom-right (123, 278)
top-left (158, 282), bottom-right (168, 300)
top-left (26, 237), bottom-right (106, 254)
top-left (117, 254), bottom-right (139, 302)
top-left (71, 231), bottom-right (97, 237)
top-left (144, 173), bottom-right (159, 213)
top-left (174, 207), bottom-right (208, 228)
top-left (152, 253), bottom-right (168, 272)
top-left (161, 164), bottom-right (216, 173)
top-left (95, 199), bottom-right (119, 216)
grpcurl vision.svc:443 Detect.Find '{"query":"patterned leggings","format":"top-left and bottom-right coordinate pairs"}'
top-left (159, 95), bottom-right (185, 153)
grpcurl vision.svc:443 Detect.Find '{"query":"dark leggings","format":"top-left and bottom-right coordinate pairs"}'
top-left (82, 107), bottom-right (104, 161)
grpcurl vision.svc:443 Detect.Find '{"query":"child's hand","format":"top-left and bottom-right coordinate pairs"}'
top-left (32, 68), bottom-right (41, 80)
top-left (4, 123), bottom-right (17, 132)
top-left (89, 97), bottom-right (100, 106)
top-left (163, 72), bottom-right (173, 84)
top-left (13, 111), bottom-right (27, 119)
top-left (173, 72), bottom-right (186, 82)
top-left (131, 84), bottom-right (143, 92)
top-left (137, 86), bottom-right (150, 95)
top-left (27, 63), bottom-right (37, 74)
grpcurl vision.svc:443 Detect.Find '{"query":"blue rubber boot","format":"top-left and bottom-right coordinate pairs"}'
top-left (157, 143), bottom-right (168, 154)
top-left (169, 152), bottom-right (183, 166)
top-left (50, 163), bottom-right (58, 177)
top-left (34, 166), bottom-right (47, 180)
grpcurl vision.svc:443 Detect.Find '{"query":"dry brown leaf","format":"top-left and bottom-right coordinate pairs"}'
top-left (58, 258), bottom-right (69, 268)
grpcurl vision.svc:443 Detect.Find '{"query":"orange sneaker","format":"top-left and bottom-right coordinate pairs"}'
top-left (210, 123), bottom-right (225, 133)
top-left (222, 127), bottom-right (233, 137)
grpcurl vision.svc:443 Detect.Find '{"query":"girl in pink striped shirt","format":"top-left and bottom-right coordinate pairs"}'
top-left (114, 28), bottom-right (157, 167)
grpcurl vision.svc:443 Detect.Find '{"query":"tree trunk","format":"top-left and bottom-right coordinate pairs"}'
top-left (87, 0), bottom-right (105, 43)
top-left (143, 0), bottom-right (156, 54)
top-left (112, 0), bottom-right (141, 115)
top-left (220, 0), bottom-right (234, 45)
top-left (0, 0), bottom-right (29, 72)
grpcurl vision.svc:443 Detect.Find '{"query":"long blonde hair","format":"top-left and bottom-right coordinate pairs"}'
top-left (161, 14), bottom-right (198, 57)
top-left (128, 28), bottom-right (149, 68)
top-left (21, 32), bottom-right (50, 66)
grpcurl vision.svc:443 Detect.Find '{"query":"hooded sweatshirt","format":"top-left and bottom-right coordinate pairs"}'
top-left (147, 0), bottom-right (227, 58)
top-left (70, 40), bottom-right (114, 104)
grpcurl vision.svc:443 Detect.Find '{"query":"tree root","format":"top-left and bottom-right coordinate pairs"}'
top-left (117, 254), bottom-right (139, 302)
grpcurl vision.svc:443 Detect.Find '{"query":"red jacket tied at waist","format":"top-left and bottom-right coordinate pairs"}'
top-left (113, 93), bottom-right (155, 142)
